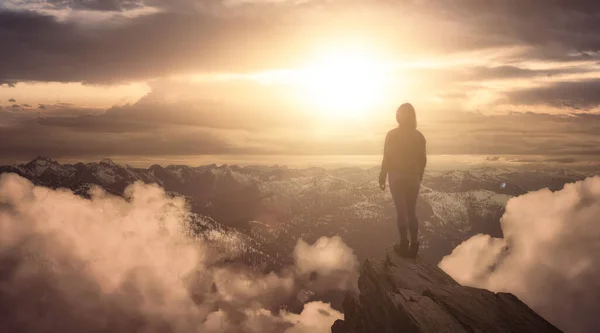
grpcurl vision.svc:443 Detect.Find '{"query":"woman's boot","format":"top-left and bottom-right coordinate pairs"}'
top-left (393, 239), bottom-right (409, 256)
top-left (406, 240), bottom-right (420, 259)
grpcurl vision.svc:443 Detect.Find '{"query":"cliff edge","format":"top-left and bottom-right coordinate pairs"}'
top-left (332, 247), bottom-right (562, 333)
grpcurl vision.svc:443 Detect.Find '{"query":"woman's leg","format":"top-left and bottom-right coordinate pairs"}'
top-left (389, 178), bottom-right (409, 244)
top-left (405, 176), bottom-right (421, 255)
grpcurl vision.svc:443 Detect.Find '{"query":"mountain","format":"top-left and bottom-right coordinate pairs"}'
top-left (0, 157), bottom-right (593, 267)
top-left (422, 168), bottom-right (588, 195)
top-left (0, 156), bottom-right (160, 196)
top-left (332, 247), bottom-right (562, 333)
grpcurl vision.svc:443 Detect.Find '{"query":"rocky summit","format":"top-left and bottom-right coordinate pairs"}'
top-left (331, 247), bottom-right (562, 333)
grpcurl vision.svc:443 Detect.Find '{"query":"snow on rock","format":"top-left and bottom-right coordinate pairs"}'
top-left (93, 165), bottom-right (118, 183)
top-left (99, 158), bottom-right (117, 166)
top-left (24, 156), bottom-right (68, 177)
top-left (422, 191), bottom-right (468, 227)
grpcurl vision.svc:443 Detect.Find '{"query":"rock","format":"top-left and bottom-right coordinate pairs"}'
top-left (332, 247), bottom-right (563, 333)
top-left (331, 319), bottom-right (352, 333)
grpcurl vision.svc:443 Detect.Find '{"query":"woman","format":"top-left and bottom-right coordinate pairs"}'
top-left (379, 103), bottom-right (427, 258)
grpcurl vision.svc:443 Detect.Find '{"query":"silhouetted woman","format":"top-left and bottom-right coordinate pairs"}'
top-left (379, 103), bottom-right (427, 258)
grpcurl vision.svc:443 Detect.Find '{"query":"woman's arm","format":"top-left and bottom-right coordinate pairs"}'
top-left (418, 134), bottom-right (427, 181)
top-left (379, 132), bottom-right (390, 186)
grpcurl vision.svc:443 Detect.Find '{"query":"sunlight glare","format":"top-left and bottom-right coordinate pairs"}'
top-left (299, 49), bottom-right (391, 119)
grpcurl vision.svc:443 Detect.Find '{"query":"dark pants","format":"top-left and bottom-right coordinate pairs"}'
top-left (389, 173), bottom-right (420, 243)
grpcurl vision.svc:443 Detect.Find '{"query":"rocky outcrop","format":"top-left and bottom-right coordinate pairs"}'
top-left (332, 247), bottom-right (562, 333)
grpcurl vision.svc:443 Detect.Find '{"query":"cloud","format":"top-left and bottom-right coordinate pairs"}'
top-left (4, 99), bottom-right (600, 158)
top-left (423, 0), bottom-right (600, 58)
top-left (422, 111), bottom-right (600, 156)
top-left (0, 173), bottom-right (357, 333)
top-left (505, 79), bottom-right (600, 110)
top-left (0, 80), bottom-right (311, 157)
top-left (0, 78), bottom-right (374, 158)
top-left (34, 79), bottom-right (313, 133)
top-left (439, 176), bottom-right (600, 333)
top-left (280, 301), bottom-right (343, 333)
top-left (0, 6), bottom-right (310, 84)
top-left (0, 121), bottom-right (250, 157)
top-left (2, 1), bottom-right (600, 84)
top-left (294, 236), bottom-right (359, 293)
top-left (432, 65), bottom-right (591, 83)
top-left (45, 0), bottom-right (145, 11)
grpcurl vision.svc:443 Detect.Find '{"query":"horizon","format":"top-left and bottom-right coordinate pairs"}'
top-left (4, 153), bottom-right (600, 172)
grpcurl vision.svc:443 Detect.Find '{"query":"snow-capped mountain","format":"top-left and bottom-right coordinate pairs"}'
top-left (0, 156), bottom-right (593, 265)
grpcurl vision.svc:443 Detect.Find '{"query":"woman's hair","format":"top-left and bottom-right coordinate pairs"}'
top-left (396, 103), bottom-right (417, 129)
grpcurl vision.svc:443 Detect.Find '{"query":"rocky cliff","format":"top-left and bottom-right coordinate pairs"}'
top-left (332, 248), bottom-right (562, 333)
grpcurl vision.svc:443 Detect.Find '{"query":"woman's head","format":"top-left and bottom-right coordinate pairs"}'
top-left (396, 103), bottom-right (416, 129)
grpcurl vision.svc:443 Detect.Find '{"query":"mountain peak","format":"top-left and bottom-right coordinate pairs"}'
top-left (23, 156), bottom-right (62, 177)
top-left (30, 155), bottom-right (56, 164)
top-left (99, 158), bottom-right (117, 166)
top-left (332, 247), bottom-right (562, 333)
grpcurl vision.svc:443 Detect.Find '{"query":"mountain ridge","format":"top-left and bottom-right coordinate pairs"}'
top-left (0, 156), bottom-right (592, 266)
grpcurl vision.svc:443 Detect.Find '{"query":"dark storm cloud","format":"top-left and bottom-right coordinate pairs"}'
top-left (0, 10), bottom-right (86, 82)
top-left (403, 65), bottom-right (593, 94)
top-left (422, 111), bottom-right (600, 156)
top-left (429, 0), bottom-right (600, 57)
top-left (0, 8), bottom-right (295, 83)
top-left (45, 0), bottom-right (144, 11)
top-left (465, 66), bottom-right (587, 80)
top-left (2, 101), bottom-right (600, 159)
top-left (0, 82), bottom-right (311, 158)
top-left (34, 102), bottom-right (271, 133)
top-left (2, 0), bottom-right (600, 158)
top-left (2, 0), bottom-right (600, 84)
top-left (0, 119), bottom-right (263, 158)
top-left (34, 80), bottom-right (314, 133)
top-left (505, 79), bottom-right (600, 110)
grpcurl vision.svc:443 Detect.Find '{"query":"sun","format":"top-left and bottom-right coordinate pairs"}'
top-left (297, 49), bottom-right (391, 119)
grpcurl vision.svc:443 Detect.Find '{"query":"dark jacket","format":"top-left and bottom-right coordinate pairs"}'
top-left (379, 126), bottom-right (427, 184)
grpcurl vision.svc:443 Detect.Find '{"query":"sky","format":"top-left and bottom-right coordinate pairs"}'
top-left (1, 0), bottom-right (600, 163)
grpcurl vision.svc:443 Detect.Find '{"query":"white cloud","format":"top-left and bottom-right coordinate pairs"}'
top-left (294, 236), bottom-right (359, 293)
top-left (282, 301), bottom-right (344, 333)
top-left (440, 176), bottom-right (600, 333)
top-left (0, 173), bottom-right (355, 333)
